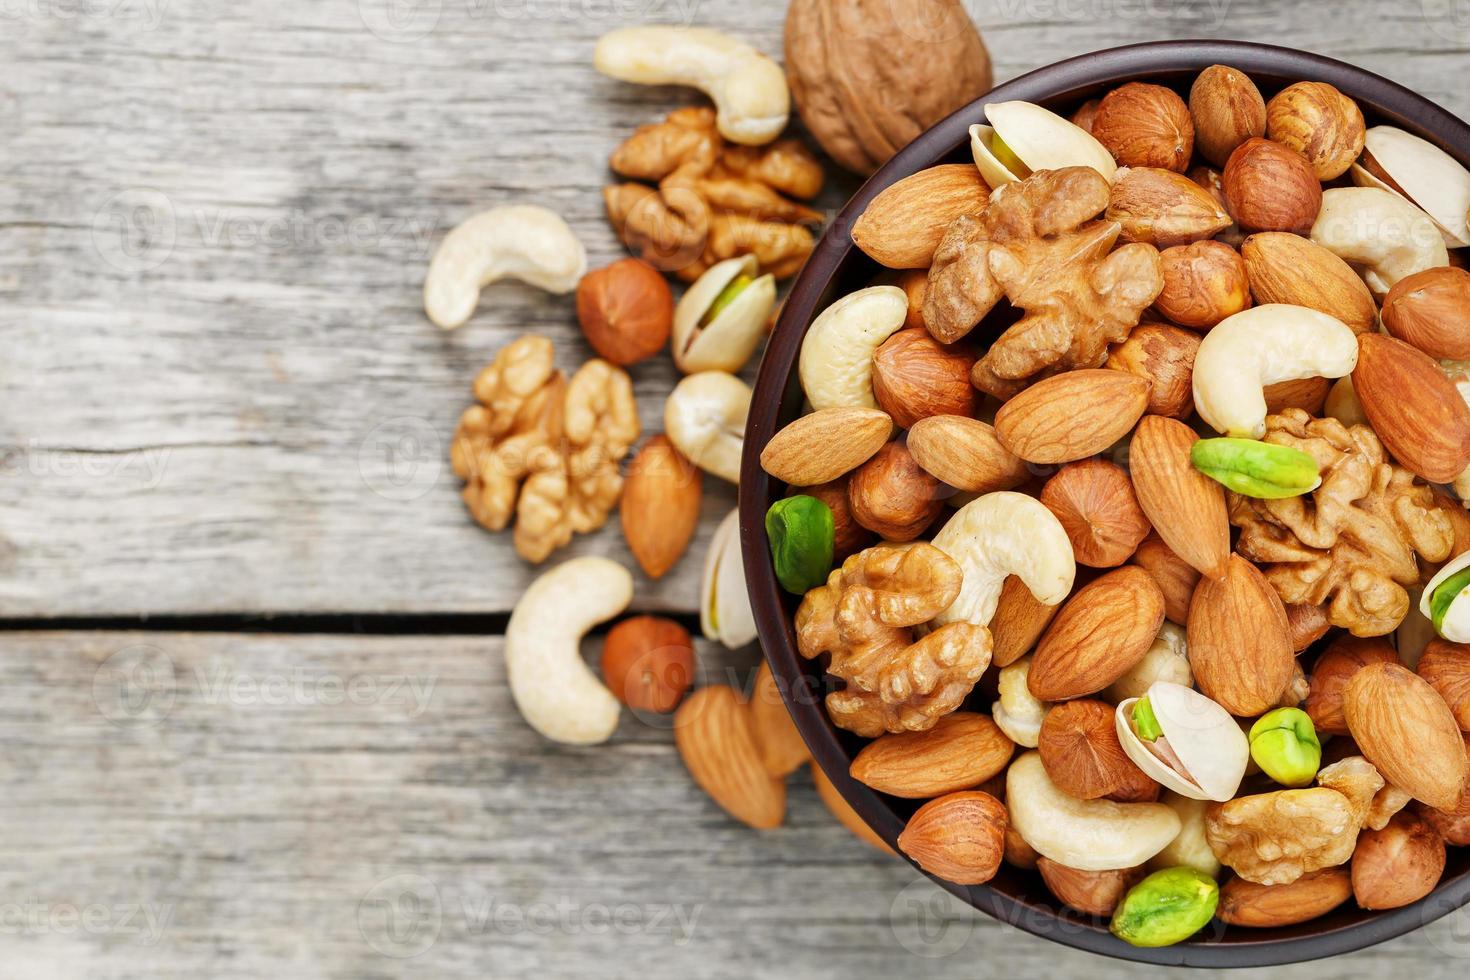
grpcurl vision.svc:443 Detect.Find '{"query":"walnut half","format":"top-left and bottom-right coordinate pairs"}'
top-left (1205, 787), bottom-right (1357, 886)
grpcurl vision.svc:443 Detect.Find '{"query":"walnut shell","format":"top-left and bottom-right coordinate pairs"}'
top-left (785, 0), bottom-right (993, 175)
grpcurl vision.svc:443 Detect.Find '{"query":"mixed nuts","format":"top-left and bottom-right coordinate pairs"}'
top-left (760, 63), bottom-right (1470, 947)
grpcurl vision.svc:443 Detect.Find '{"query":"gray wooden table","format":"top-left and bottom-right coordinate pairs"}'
top-left (6, 1), bottom-right (1470, 976)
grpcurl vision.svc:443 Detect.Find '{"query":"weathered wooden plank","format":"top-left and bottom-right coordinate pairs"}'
top-left (3, 2), bottom-right (1469, 617)
top-left (0, 629), bottom-right (1464, 978)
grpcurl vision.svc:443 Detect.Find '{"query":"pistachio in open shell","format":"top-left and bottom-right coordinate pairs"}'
top-left (1421, 550), bottom-right (1470, 643)
top-left (672, 255), bottom-right (776, 374)
top-left (970, 101), bottom-right (1117, 188)
top-left (1352, 125), bottom-right (1470, 248)
top-left (1116, 681), bottom-right (1249, 802)
top-left (701, 508), bottom-right (756, 649)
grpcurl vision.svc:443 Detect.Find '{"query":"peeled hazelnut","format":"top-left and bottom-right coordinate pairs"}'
top-left (576, 258), bottom-right (673, 365)
top-left (1131, 532), bottom-right (1201, 625)
top-left (1263, 376), bottom-right (1331, 416)
top-left (1037, 859), bottom-right (1145, 917)
top-left (1092, 82), bottom-right (1194, 172)
top-left (1038, 698), bottom-right (1146, 800)
top-left (1266, 81), bottom-right (1366, 181)
top-left (1305, 636), bottom-right (1399, 736)
top-left (1223, 138), bottom-right (1322, 234)
top-left (1189, 65), bottom-right (1267, 167)
top-left (871, 328), bottom-right (977, 429)
top-left (1382, 266), bottom-right (1470, 359)
top-left (1040, 458), bottom-right (1152, 568)
top-left (1419, 639), bottom-right (1470, 731)
top-left (1106, 324), bottom-right (1200, 419)
top-left (1071, 98), bottom-right (1101, 135)
top-left (794, 478), bottom-right (873, 562)
top-left (1351, 811), bottom-right (1446, 910)
top-left (1154, 241), bottom-right (1251, 331)
top-left (848, 441), bottom-right (943, 542)
top-left (601, 615), bottom-right (695, 713)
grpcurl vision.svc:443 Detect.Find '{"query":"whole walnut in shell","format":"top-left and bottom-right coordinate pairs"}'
top-left (785, 0), bottom-right (992, 175)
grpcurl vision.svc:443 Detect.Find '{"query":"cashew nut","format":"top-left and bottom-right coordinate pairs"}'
top-left (423, 205), bottom-right (587, 330)
top-left (1006, 752), bottom-right (1182, 871)
top-left (1324, 375), bottom-right (1369, 429)
top-left (1105, 622), bottom-right (1192, 704)
top-left (664, 371), bottom-right (751, 484)
top-left (505, 556), bottom-right (632, 745)
top-left (992, 657), bottom-right (1048, 748)
top-left (1192, 304), bottom-right (1359, 438)
top-left (929, 491), bottom-right (1076, 629)
top-left (594, 27), bottom-right (789, 146)
top-left (1150, 793), bottom-right (1222, 878)
top-left (672, 255), bottom-right (776, 374)
top-left (1311, 187), bottom-right (1449, 296)
top-left (798, 286), bottom-right (908, 410)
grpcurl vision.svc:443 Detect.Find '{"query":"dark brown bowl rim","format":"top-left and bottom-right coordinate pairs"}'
top-left (740, 39), bottom-right (1470, 967)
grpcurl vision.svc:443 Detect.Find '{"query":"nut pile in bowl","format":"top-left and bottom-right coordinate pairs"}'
top-left (759, 65), bottom-right (1470, 948)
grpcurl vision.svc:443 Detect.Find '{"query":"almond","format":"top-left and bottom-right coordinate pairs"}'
top-left (1419, 735), bottom-right (1470, 844)
top-left (811, 763), bottom-right (892, 853)
top-left (1106, 166), bottom-right (1233, 247)
top-left (850, 712), bottom-right (1014, 799)
top-left (1382, 267), bottom-right (1470, 359)
top-left (1029, 566), bottom-right (1165, 701)
top-left (1305, 635), bottom-right (1399, 735)
top-left (1217, 868), bottom-right (1352, 927)
top-left (749, 660), bottom-right (810, 778)
top-left (1351, 811), bottom-right (1446, 910)
top-left (1419, 639), bottom-right (1470, 731)
top-left (907, 415), bottom-right (1029, 492)
top-left (1285, 602), bottom-right (1332, 654)
top-left (1038, 860), bottom-right (1145, 917)
top-left (1128, 415), bottom-right (1231, 580)
top-left (896, 790), bottom-right (1007, 885)
top-left (1187, 554), bottom-right (1293, 716)
top-left (852, 164), bottom-right (992, 269)
top-left (1040, 459), bottom-right (1152, 568)
top-left (1352, 332), bottom-right (1470, 483)
top-left (1038, 698), bottom-right (1147, 799)
top-left (994, 370), bottom-right (1150, 465)
top-left (991, 574), bottom-right (1061, 667)
top-left (1345, 662), bottom-right (1469, 810)
top-left (1240, 232), bottom-right (1376, 334)
top-left (1130, 532), bottom-right (1201, 624)
top-left (621, 435), bottom-right (703, 579)
top-left (674, 686), bottom-right (786, 829)
top-left (760, 407), bottom-right (891, 486)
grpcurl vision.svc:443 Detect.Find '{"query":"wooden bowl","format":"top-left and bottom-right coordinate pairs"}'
top-left (739, 40), bottom-right (1470, 966)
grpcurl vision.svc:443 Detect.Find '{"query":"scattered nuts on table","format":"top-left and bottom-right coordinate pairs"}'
top-left (600, 615), bottom-right (695, 714)
top-left (575, 257), bottom-right (673, 365)
top-left (664, 370), bottom-right (751, 484)
top-left (671, 255), bottom-right (776, 373)
top-left (620, 435), bottom-right (702, 579)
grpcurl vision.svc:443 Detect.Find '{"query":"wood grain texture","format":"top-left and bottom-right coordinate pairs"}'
top-left (6, 628), bottom-right (1470, 979)
top-left (3, 0), bottom-right (1468, 616)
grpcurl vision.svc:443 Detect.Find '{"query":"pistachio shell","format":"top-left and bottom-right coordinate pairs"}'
top-left (1421, 550), bottom-right (1470, 643)
top-left (1352, 126), bottom-right (1470, 248)
top-left (701, 508), bottom-right (756, 648)
top-left (1116, 682), bottom-right (1249, 802)
top-left (672, 255), bottom-right (777, 374)
top-left (970, 101), bottom-right (1117, 188)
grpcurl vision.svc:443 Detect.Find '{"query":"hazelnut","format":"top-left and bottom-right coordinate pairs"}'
top-left (600, 615), bottom-right (695, 713)
top-left (1382, 266), bottom-right (1470, 359)
top-left (1189, 64), bottom-right (1267, 167)
top-left (1263, 376), bottom-right (1331, 416)
top-left (1092, 82), bottom-right (1194, 172)
top-left (1106, 324), bottom-right (1201, 419)
top-left (1266, 81), bottom-right (1366, 181)
top-left (792, 477), bottom-right (873, 562)
top-left (892, 268), bottom-right (929, 331)
top-left (1005, 823), bottom-right (1040, 870)
top-left (871, 328), bottom-right (977, 428)
top-left (1154, 241), bottom-right (1250, 330)
top-left (1351, 811), bottom-right (1446, 910)
top-left (1286, 602), bottom-right (1332, 654)
top-left (1223, 137), bottom-right (1323, 234)
top-left (575, 258), bottom-right (673, 365)
top-left (1040, 458), bottom-right (1152, 568)
top-left (1071, 98), bottom-right (1101, 135)
top-left (848, 441), bottom-right (944, 542)
top-left (1418, 639), bottom-right (1470, 731)
top-left (897, 791), bottom-right (1007, 886)
top-left (1304, 635), bottom-right (1399, 735)
top-left (1105, 762), bottom-right (1162, 803)
top-left (1037, 859), bottom-right (1144, 917)
top-left (1038, 698), bottom-right (1146, 799)
top-left (1130, 532), bottom-right (1201, 625)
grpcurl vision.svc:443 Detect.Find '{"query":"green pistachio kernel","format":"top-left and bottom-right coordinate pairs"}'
top-left (1190, 438), bottom-right (1321, 499)
top-left (766, 496), bottom-right (835, 595)
top-left (701, 274), bottom-right (754, 327)
top-left (1111, 867), bottom-right (1220, 948)
top-left (1430, 565), bottom-right (1470, 635)
top-left (1132, 697), bottom-right (1163, 742)
top-left (990, 133), bottom-right (1029, 177)
top-left (1248, 707), bottom-right (1321, 788)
